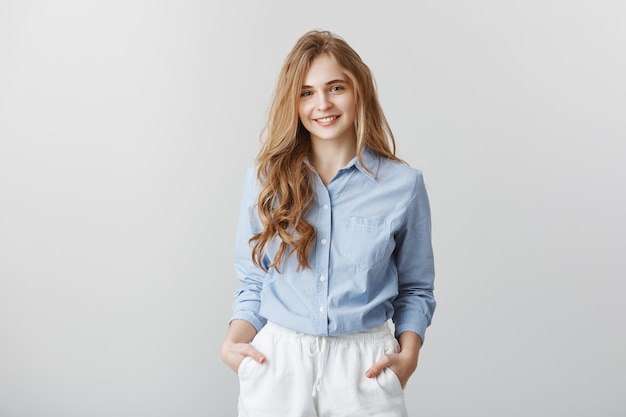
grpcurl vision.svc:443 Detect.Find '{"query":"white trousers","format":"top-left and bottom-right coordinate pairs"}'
top-left (237, 321), bottom-right (408, 417)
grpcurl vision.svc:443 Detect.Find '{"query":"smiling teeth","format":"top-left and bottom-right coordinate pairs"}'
top-left (317, 116), bottom-right (337, 122)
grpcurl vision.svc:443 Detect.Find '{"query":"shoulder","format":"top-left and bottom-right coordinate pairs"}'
top-left (240, 165), bottom-right (263, 204)
top-left (376, 157), bottom-right (424, 187)
top-left (360, 148), bottom-right (424, 183)
top-left (375, 158), bottom-right (428, 212)
top-left (244, 165), bottom-right (256, 183)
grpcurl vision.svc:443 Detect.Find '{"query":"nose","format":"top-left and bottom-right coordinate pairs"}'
top-left (317, 94), bottom-right (332, 111)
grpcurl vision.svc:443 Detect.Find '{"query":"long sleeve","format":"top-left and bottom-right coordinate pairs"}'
top-left (230, 167), bottom-right (268, 332)
top-left (392, 171), bottom-right (436, 342)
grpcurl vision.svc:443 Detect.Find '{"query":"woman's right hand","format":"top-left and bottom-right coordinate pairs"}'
top-left (221, 340), bottom-right (266, 373)
top-left (221, 319), bottom-right (266, 373)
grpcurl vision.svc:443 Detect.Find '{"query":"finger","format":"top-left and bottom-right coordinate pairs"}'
top-left (238, 343), bottom-right (266, 364)
top-left (365, 354), bottom-right (393, 378)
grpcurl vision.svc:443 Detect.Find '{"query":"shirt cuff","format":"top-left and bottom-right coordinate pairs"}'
top-left (229, 311), bottom-right (267, 333)
top-left (394, 314), bottom-right (430, 344)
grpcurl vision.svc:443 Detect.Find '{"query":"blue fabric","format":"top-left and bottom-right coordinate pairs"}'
top-left (230, 148), bottom-right (436, 342)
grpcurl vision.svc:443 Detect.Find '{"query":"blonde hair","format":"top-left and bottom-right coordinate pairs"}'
top-left (251, 30), bottom-right (402, 271)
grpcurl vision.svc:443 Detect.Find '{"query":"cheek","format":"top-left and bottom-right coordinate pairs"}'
top-left (339, 94), bottom-right (356, 111)
top-left (347, 101), bottom-right (356, 115)
top-left (298, 103), bottom-right (311, 122)
top-left (343, 97), bottom-right (357, 121)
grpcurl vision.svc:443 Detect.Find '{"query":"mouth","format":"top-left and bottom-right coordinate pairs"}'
top-left (314, 115), bottom-right (340, 123)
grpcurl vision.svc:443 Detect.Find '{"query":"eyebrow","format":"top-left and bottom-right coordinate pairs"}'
top-left (301, 79), bottom-right (348, 89)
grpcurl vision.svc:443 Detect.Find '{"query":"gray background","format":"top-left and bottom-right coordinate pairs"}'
top-left (1, 0), bottom-right (625, 416)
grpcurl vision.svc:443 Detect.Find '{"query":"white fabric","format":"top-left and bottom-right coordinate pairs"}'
top-left (237, 321), bottom-right (408, 417)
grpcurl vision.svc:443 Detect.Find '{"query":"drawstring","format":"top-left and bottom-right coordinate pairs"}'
top-left (308, 336), bottom-right (327, 397)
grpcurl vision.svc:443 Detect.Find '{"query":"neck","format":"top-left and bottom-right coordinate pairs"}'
top-left (309, 137), bottom-right (357, 185)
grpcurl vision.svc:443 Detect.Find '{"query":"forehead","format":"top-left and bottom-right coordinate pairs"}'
top-left (303, 54), bottom-right (348, 85)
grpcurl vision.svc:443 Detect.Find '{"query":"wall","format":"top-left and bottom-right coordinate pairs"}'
top-left (1, 1), bottom-right (624, 415)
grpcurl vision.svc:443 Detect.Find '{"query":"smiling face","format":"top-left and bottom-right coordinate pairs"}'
top-left (298, 53), bottom-right (357, 146)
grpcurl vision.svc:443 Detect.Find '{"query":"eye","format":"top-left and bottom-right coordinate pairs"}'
top-left (330, 85), bottom-right (343, 93)
top-left (301, 90), bottom-right (312, 97)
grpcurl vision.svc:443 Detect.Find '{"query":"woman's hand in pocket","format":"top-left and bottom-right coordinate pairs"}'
top-left (221, 341), bottom-right (266, 373)
top-left (221, 319), bottom-right (266, 373)
top-left (365, 331), bottom-right (421, 388)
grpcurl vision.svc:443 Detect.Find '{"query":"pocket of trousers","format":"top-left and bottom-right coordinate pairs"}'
top-left (237, 356), bottom-right (254, 380)
top-left (376, 367), bottom-right (404, 395)
top-left (237, 326), bottom-right (272, 381)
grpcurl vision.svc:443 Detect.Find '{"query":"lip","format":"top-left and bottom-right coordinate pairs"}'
top-left (314, 115), bottom-right (340, 125)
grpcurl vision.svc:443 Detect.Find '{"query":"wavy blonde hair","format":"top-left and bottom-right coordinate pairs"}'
top-left (251, 30), bottom-right (403, 271)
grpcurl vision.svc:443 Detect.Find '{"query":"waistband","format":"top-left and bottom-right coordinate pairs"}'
top-left (262, 321), bottom-right (394, 343)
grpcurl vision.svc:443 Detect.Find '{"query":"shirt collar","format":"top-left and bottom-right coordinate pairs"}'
top-left (305, 147), bottom-right (381, 182)
top-left (352, 147), bottom-right (381, 182)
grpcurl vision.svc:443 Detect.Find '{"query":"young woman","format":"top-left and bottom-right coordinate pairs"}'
top-left (221, 30), bottom-right (436, 417)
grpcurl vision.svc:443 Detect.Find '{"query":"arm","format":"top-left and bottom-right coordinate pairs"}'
top-left (366, 171), bottom-right (435, 386)
top-left (366, 331), bottom-right (422, 388)
top-left (392, 170), bottom-right (436, 342)
top-left (229, 167), bottom-right (269, 331)
top-left (221, 319), bottom-right (266, 373)
top-left (221, 168), bottom-right (269, 373)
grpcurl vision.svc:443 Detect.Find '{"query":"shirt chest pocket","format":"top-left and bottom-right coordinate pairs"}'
top-left (336, 217), bottom-right (391, 269)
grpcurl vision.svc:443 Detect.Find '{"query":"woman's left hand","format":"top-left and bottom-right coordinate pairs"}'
top-left (365, 331), bottom-right (422, 388)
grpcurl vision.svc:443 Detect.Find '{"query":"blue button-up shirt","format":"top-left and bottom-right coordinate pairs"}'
top-left (231, 148), bottom-right (436, 341)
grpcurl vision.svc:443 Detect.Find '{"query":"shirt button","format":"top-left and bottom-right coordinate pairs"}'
top-left (319, 275), bottom-right (326, 282)
top-left (323, 204), bottom-right (329, 210)
top-left (321, 239), bottom-right (327, 245)
top-left (319, 306), bottom-right (325, 312)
